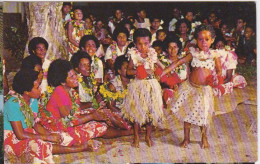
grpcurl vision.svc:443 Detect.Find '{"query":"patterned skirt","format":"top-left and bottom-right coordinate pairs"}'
top-left (166, 80), bottom-right (214, 127)
top-left (4, 128), bottom-right (54, 163)
top-left (121, 79), bottom-right (164, 126)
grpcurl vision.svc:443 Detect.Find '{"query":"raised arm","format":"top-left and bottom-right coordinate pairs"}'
top-left (215, 57), bottom-right (222, 77)
top-left (161, 53), bottom-right (193, 76)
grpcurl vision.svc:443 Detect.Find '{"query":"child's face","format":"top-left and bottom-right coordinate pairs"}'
top-left (221, 24), bottom-right (229, 35)
top-left (85, 18), bottom-right (93, 29)
top-left (115, 10), bottom-right (123, 20)
top-left (83, 40), bottom-right (97, 57)
top-left (117, 33), bottom-right (128, 47)
top-left (35, 43), bottom-right (47, 60)
top-left (185, 12), bottom-right (193, 22)
top-left (135, 37), bottom-right (150, 54)
top-left (179, 22), bottom-right (188, 34)
top-left (74, 9), bottom-right (83, 21)
top-left (65, 69), bottom-right (79, 88)
top-left (173, 8), bottom-right (180, 18)
top-left (208, 13), bottom-right (217, 23)
top-left (62, 5), bottom-right (71, 15)
top-left (236, 19), bottom-right (245, 29)
top-left (138, 10), bottom-right (146, 19)
top-left (167, 42), bottom-right (179, 57)
top-left (196, 30), bottom-right (214, 52)
top-left (157, 32), bottom-right (166, 41)
top-left (96, 21), bottom-right (103, 29)
top-left (245, 27), bottom-right (254, 40)
top-left (78, 58), bottom-right (91, 77)
top-left (215, 41), bottom-right (225, 50)
top-left (153, 46), bottom-right (162, 55)
top-left (107, 69), bottom-right (115, 81)
top-left (151, 19), bottom-right (161, 31)
top-left (120, 61), bottom-right (128, 77)
top-left (26, 77), bottom-right (42, 99)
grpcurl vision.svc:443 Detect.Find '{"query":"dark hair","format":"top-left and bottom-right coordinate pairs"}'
top-left (47, 59), bottom-right (73, 87)
top-left (113, 26), bottom-right (129, 41)
top-left (165, 36), bottom-right (182, 54)
top-left (213, 36), bottom-right (227, 48)
top-left (21, 55), bottom-right (42, 71)
top-left (28, 37), bottom-right (48, 56)
top-left (114, 55), bottom-right (128, 75)
top-left (79, 35), bottom-right (100, 51)
top-left (194, 24), bottom-right (216, 39)
top-left (70, 51), bottom-right (92, 69)
top-left (63, 2), bottom-right (72, 7)
top-left (152, 40), bottom-right (163, 48)
top-left (149, 16), bottom-right (161, 23)
top-left (133, 28), bottom-right (151, 43)
top-left (13, 69), bottom-right (39, 94)
top-left (176, 19), bottom-right (191, 34)
top-left (156, 29), bottom-right (166, 37)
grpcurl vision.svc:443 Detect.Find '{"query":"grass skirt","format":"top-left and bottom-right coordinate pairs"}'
top-left (166, 80), bottom-right (214, 127)
top-left (121, 79), bottom-right (164, 126)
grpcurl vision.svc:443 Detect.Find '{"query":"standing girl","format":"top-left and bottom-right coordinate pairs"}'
top-left (121, 28), bottom-right (164, 147)
top-left (162, 24), bottom-right (222, 148)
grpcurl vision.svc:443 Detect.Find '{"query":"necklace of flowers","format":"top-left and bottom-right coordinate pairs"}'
top-left (129, 47), bottom-right (157, 69)
top-left (77, 73), bottom-right (100, 109)
top-left (99, 82), bottom-right (128, 103)
top-left (38, 86), bottom-right (81, 131)
top-left (6, 93), bottom-right (34, 128)
top-left (110, 41), bottom-right (129, 61)
top-left (71, 20), bottom-right (85, 37)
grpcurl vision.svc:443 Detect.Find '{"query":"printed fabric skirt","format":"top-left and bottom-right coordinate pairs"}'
top-left (166, 80), bottom-right (214, 127)
top-left (121, 78), bottom-right (164, 126)
top-left (4, 128), bottom-right (54, 164)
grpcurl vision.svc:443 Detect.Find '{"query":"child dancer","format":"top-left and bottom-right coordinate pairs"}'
top-left (162, 24), bottom-right (222, 148)
top-left (121, 28), bottom-right (164, 147)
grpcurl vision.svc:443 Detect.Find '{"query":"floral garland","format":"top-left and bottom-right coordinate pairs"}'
top-left (38, 86), bottom-right (81, 132)
top-left (128, 47), bottom-right (157, 69)
top-left (92, 55), bottom-right (100, 75)
top-left (71, 20), bottom-right (85, 37)
top-left (99, 82), bottom-right (127, 104)
top-left (77, 73), bottom-right (100, 109)
top-left (189, 47), bottom-right (218, 60)
top-left (6, 93), bottom-right (35, 128)
top-left (110, 41), bottom-right (129, 61)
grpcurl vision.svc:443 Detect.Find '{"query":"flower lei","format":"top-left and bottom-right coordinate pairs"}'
top-left (99, 82), bottom-right (127, 104)
top-left (190, 47), bottom-right (217, 60)
top-left (92, 55), bottom-right (100, 75)
top-left (71, 20), bottom-right (85, 37)
top-left (110, 41), bottom-right (129, 61)
top-left (128, 47), bottom-right (157, 69)
top-left (38, 86), bottom-right (81, 132)
top-left (77, 73), bottom-right (100, 109)
top-left (6, 93), bottom-right (35, 128)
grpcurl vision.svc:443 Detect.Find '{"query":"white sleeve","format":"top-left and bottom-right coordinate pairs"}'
top-left (104, 46), bottom-right (112, 61)
top-left (94, 59), bottom-right (104, 82)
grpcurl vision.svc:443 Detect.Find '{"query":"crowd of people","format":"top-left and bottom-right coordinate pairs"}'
top-left (3, 2), bottom-right (254, 163)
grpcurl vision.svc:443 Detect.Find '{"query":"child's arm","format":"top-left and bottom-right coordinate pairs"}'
top-left (68, 23), bottom-right (79, 47)
top-left (156, 59), bottom-right (165, 70)
top-left (161, 53), bottom-right (193, 76)
top-left (224, 69), bottom-right (233, 84)
top-left (215, 57), bottom-right (222, 77)
top-left (126, 57), bottom-right (136, 76)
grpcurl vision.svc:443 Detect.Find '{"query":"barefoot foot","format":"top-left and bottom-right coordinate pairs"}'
top-left (201, 136), bottom-right (210, 149)
top-left (179, 139), bottom-right (190, 148)
top-left (132, 137), bottom-right (140, 148)
top-left (145, 137), bottom-right (154, 147)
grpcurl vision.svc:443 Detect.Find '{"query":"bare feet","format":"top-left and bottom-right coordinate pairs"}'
top-left (132, 137), bottom-right (140, 148)
top-left (201, 136), bottom-right (210, 149)
top-left (179, 139), bottom-right (190, 148)
top-left (145, 137), bottom-right (154, 147)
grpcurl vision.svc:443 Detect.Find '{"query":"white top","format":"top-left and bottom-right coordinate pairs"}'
top-left (91, 56), bottom-right (104, 82)
top-left (147, 26), bottom-right (163, 45)
top-left (105, 42), bottom-right (128, 61)
top-left (134, 18), bottom-right (151, 29)
top-left (217, 49), bottom-right (237, 77)
top-left (78, 82), bottom-right (93, 103)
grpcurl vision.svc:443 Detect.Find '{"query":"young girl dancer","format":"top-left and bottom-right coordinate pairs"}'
top-left (162, 24), bottom-right (222, 148)
top-left (121, 28), bottom-right (164, 147)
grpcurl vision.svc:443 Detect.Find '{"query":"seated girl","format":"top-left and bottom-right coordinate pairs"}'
top-left (157, 37), bottom-right (189, 105)
top-left (105, 26), bottom-right (130, 70)
top-left (4, 69), bottom-right (93, 163)
top-left (38, 59), bottom-right (133, 147)
top-left (79, 35), bottom-right (104, 84)
top-left (213, 37), bottom-right (247, 96)
top-left (70, 52), bottom-right (131, 130)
